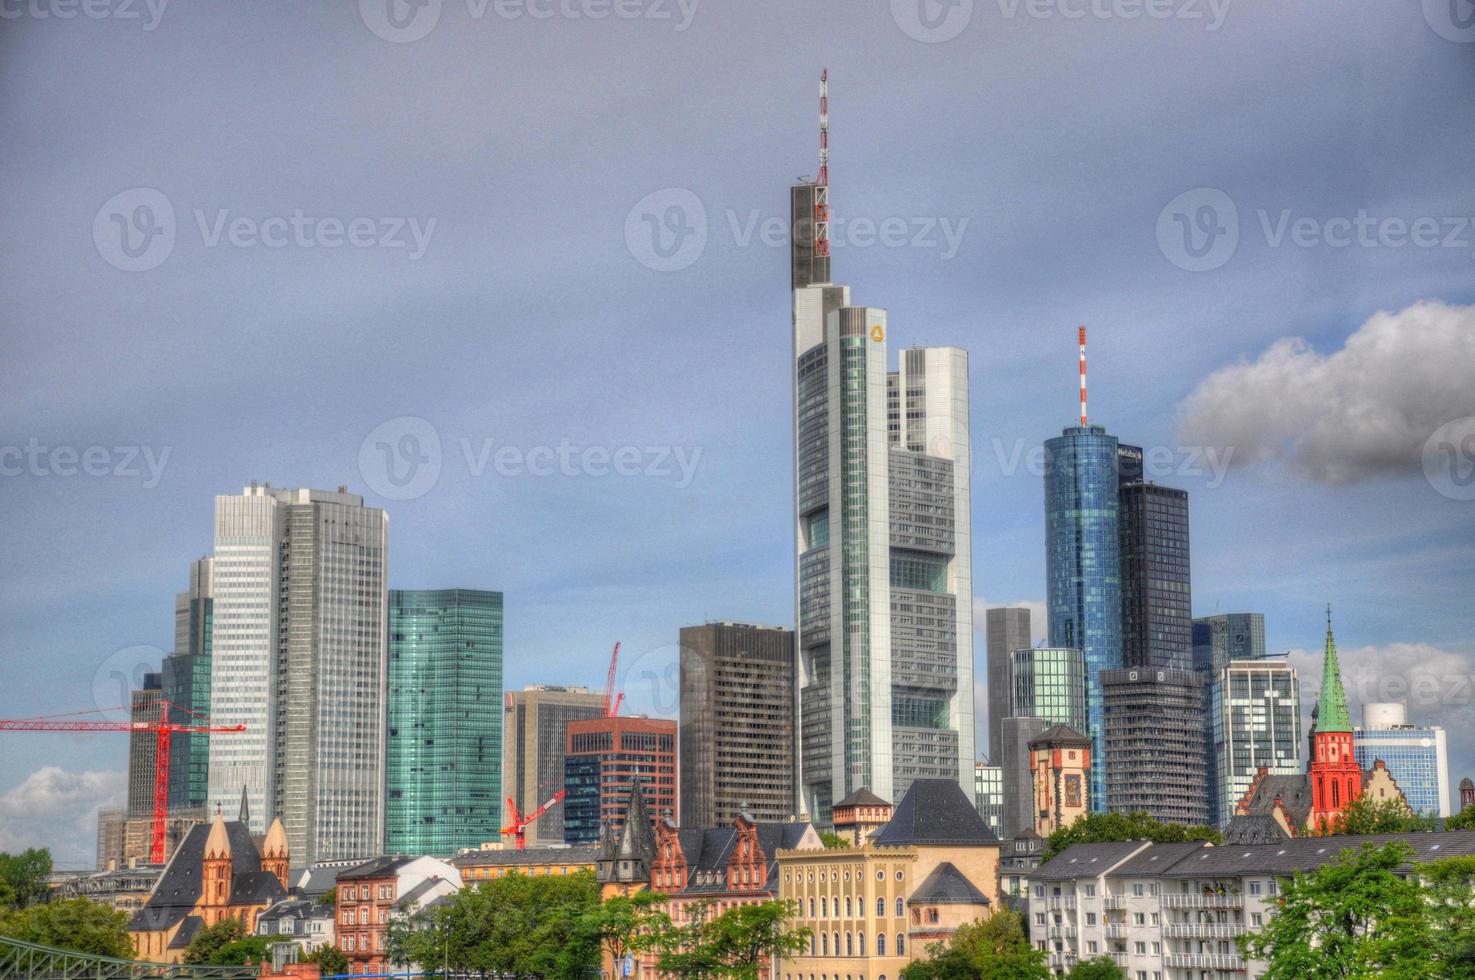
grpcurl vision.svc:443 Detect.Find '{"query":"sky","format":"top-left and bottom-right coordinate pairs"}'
top-left (1, 0), bottom-right (1473, 867)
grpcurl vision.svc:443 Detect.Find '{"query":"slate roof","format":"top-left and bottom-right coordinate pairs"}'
top-left (259, 898), bottom-right (334, 923)
top-left (835, 788), bottom-right (890, 809)
top-left (1031, 842), bottom-right (1150, 881)
top-left (1029, 724), bottom-right (1091, 747)
top-left (337, 856), bottom-right (416, 881)
top-left (394, 876), bottom-right (451, 910)
top-left (678, 822), bottom-right (815, 893)
top-left (168, 915), bottom-right (204, 950)
top-left (1224, 814), bottom-right (1292, 845)
top-left (908, 863), bottom-right (990, 906)
top-left (872, 779), bottom-right (999, 846)
top-left (1110, 841), bottom-right (1211, 876)
top-left (452, 845), bottom-right (599, 868)
top-left (1237, 773), bottom-right (1314, 830)
top-left (128, 819), bottom-right (285, 934)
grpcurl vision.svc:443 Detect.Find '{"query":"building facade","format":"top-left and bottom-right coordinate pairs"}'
top-left (166, 556), bottom-right (214, 815)
top-left (1118, 482), bottom-right (1191, 672)
top-left (127, 674), bottom-right (164, 820)
top-left (1010, 646), bottom-right (1088, 731)
top-left (1101, 667), bottom-right (1210, 825)
top-left (679, 622), bottom-right (795, 827)
top-left (386, 588), bottom-right (504, 854)
top-left (96, 807), bottom-right (126, 871)
top-left (336, 856), bottom-right (460, 975)
top-left (1352, 702), bottom-right (1451, 817)
top-left (207, 484), bottom-right (389, 863)
top-left (792, 147), bottom-right (975, 822)
top-left (563, 716), bottom-right (677, 844)
top-left (1212, 658), bottom-right (1300, 828)
top-left (973, 761), bottom-right (1004, 838)
top-left (1028, 725), bottom-right (1091, 837)
top-left (985, 607), bottom-right (1031, 757)
top-left (1044, 424), bottom-right (1123, 810)
top-left (1000, 716), bottom-right (1049, 840)
top-left (503, 685), bottom-right (606, 846)
top-left (452, 844), bottom-right (598, 884)
top-left (1192, 612), bottom-right (1267, 676)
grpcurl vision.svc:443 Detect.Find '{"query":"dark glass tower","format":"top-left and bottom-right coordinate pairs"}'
top-left (386, 589), bottom-right (504, 854)
top-left (1118, 482), bottom-right (1192, 671)
top-left (165, 557), bottom-right (213, 814)
top-left (1044, 424), bottom-right (1122, 809)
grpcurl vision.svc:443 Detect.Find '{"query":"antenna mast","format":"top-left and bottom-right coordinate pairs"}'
top-left (1078, 326), bottom-right (1088, 427)
top-left (815, 68), bottom-right (830, 259)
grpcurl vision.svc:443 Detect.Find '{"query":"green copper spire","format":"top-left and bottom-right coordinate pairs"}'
top-left (1315, 605), bottom-right (1352, 734)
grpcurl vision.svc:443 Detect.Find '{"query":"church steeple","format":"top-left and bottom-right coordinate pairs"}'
top-left (1314, 605), bottom-right (1351, 734)
top-left (1308, 604), bottom-right (1361, 833)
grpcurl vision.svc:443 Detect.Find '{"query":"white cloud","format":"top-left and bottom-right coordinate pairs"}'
top-left (1177, 300), bottom-right (1475, 484)
top-left (0, 767), bottom-right (125, 867)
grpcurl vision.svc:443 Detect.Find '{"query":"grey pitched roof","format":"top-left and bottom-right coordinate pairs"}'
top-left (168, 915), bottom-right (204, 950)
top-left (677, 821), bottom-right (816, 894)
top-left (872, 779), bottom-right (999, 846)
top-left (1031, 842), bottom-right (1150, 881)
top-left (1029, 724), bottom-right (1090, 747)
top-left (1110, 842), bottom-right (1211, 876)
top-left (835, 788), bottom-right (890, 809)
top-left (908, 863), bottom-right (990, 906)
top-left (1224, 814), bottom-right (1292, 845)
top-left (338, 856), bottom-right (415, 880)
top-left (260, 899), bottom-right (334, 922)
top-left (128, 819), bottom-right (285, 934)
top-left (1238, 774), bottom-right (1313, 830)
top-left (394, 876), bottom-right (450, 910)
top-left (452, 845), bottom-right (598, 868)
top-left (1158, 831), bottom-right (1475, 878)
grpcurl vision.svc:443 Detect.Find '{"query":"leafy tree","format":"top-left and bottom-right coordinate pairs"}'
top-left (1421, 855), bottom-right (1475, 978)
top-left (900, 945), bottom-right (981, 980)
top-left (0, 897), bottom-right (133, 958)
top-left (1241, 842), bottom-right (1432, 978)
top-left (302, 944), bottom-right (350, 976)
top-left (183, 917), bottom-right (247, 965)
top-left (1042, 813), bottom-right (1220, 862)
top-left (658, 899), bottom-right (810, 980)
top-left (1066, 956), bottom-right (1127, 980)
top-left (901, 911), bottom-right (1049, 980)
top-left (387, 869), bottom-right (600, 979)
top-left (315, 886), bottom-right (337, 906)
top-left (207, 934), bottom-right (292, 966)
top-left (1446, 807), bottom-right (1475, 831)
top-left (819, 831), bottom-right (849, 849)
top-left (1314, 796), bottom-right (1435, 836)
top-left (0, 849), bottom-right (54, 910)
top-left (573, 890), bottom-right (671, 971)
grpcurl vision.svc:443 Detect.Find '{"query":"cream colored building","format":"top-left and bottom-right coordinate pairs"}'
top-left (1028, 725), bottom-right (1090, 837)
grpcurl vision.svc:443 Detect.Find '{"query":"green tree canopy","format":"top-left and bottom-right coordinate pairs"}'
top-left (1447, 807), bottom-right (1475, 832)
top-left (900, 910), bottom-right (1049, 980)
top-left (1314, 796), bottom-right (1436, 836)
top-left (819, 832), bottom-right (849, 849)
top-left (657, 899), bottom-right (810, 980)
top-left (1042, 813), bottom-right (1220, 862)
top-left (573, 890), bottom-right (671, 969)
top-left (183, 918), bottom-right (247, 965)
top-left (207, 934), bottom-right (293, 966)
top-left (302, 944), bottom-right (350, 976)
top-left (1066, 956), bottom-right (1127, 980)
top-left (0, 897), bottom-right (133, 959)
top-left (0, 849), bottom-right (54, 911)
top-left (1421, 855), bottom-right (1475, 978)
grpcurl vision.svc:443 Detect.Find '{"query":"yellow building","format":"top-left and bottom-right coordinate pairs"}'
top-left (778, 779), bottom-right (1001, 980)
top-left (451, 843), bottom-right (598, 883)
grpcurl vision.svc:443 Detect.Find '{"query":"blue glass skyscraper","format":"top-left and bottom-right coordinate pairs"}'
top-left (1044, 424), bottom-right (1122, 809)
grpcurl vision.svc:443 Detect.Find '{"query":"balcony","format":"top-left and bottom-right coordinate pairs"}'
top-left (1046, 924), bottom-right (1077, 940)
top-left (1047, 896), bottom-right (1078, 911)
top-left (1165, 923), bottom-right (1246, 940)
top-left (1162, 894), bottom-right (1243, 910)
top-left (1103, 925), bottom-right (1127, 940)
top-left (1102, 896), bottom-right (1127, 910)
top-left (1108, 952), bottom-right (1130, 967)
top-left (1165, 953), bottom-right (1246, 969)
top-left (1047, 951), bottom-right (1078, 970)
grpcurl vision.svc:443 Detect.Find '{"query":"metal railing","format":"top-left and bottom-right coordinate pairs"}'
top-left (1161, 894), bottom-right (1243, 910)
top-left (0, 934), bottom-right (259, 980)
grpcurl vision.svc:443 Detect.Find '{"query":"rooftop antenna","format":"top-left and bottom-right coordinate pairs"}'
top-left (815, 68), bottom-right (830, 260)
top-left (1078, 326), bottom-right (1088, 427)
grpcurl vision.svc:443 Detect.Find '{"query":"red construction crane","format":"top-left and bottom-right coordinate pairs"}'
top-left (603, 642), bottom-right (624, 718)
top-left (0, 701), bottom-right (245, 864)
top-left (501, 789), bottom-right (566, 849)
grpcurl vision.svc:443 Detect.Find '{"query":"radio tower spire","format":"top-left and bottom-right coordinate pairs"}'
top-left (1078, 326), bottom-right (1088, 426)
top-left (815, 68), bottom-right (830, 259)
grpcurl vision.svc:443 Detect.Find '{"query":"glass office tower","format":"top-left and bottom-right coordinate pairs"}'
top-left (1044, 424), bottom-right (1122, 808)
top-left (386, 589), bottom-right (504, 854)
top-left (1212, 658), bottom-right (1301, 826)
top-left (1119, 482), bottom-right (1192, 671)
top-left (1010, 646), bottom-right (1088, 731)
top-left (165, 557), bottom-right (213, 814)
top-left (1353, 702), bottom-right (1451, 817)
top-left (1193, 613), bottom-right (1268, 676)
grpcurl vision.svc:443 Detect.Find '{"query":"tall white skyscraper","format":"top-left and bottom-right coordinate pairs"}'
top-left (1212, 658), bottom-right (1301, 827)
top-left (207, 484), bottom-right (389, 863)
top-left (790, 74), bottom-right (974, 822)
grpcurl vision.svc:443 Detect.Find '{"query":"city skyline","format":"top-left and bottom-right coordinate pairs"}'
top-left (3, 3), bottom-right (1474, 865)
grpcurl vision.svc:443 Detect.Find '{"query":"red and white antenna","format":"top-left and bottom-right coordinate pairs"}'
top-left (815, 68), bottom-right (830, 258)
top-left (1078, 325), bottom-right (1088, 426)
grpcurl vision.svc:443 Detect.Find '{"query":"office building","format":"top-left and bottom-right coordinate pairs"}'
top-left (1192, 612), bottom-right (1267, 676)
top-left (1211, 658), bottom-right (1300, 827)
top-left (985, 607), bottom-right (1031, 756)
top-left (96, 807), bottom-right (126, 871)
top-left (165, 558), bottom-right (213, 814)
top-left (1118, 482), bottom-right (1191, 671)
top-left (791, 84), bottom-right (974, 820)
top-left (1000, 715), bottom-right (1049, 839)
top-left (1011, 646), bottom-right (1088, 730)
top-left (386, 589), bottom-right (505, 854)
top-left (1029, 724), bottom-right (1091, 836)
top-left (207, 484), bottom-right (389, 863)
top-left (502, 685), bottom-right (606, 846)
top-left (1101, 668), bottom-right (1209, 825)
top-left (562, 716), bottom-right (677, 844)
top-left (127, 673), bottom-right (164, 820)
top-left (1044, 422), bottom-right (1123, 809)
top-left (678, 622), bottom-right (795, 827)
top-left (1352, 702), bottom-right (1451, 817)
top-left (974, 759), bottom-right (1004, 837)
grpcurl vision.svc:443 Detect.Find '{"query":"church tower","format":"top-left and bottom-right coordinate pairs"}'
top-left (201, 809), bottom-right (233, 924)
top-left (261, 816), bottom-right (290, 890)
top-left (1308, 608), bottom-right (1361, 833)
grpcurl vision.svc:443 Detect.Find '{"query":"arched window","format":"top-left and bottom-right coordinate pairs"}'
top-left (877, 896), bottom-right (885, 917)
top-left (822, 933), bottom-right (829, 956)
top-left (833, 932), bottom-right (840, 956)
top-left (810, 935), bottom-right (816, 956)
top-left (896, 933), bottom-right (905, 955)
top-left (821, 896), bottom-right (828, 917)
top-left (859, 932), bottom-right (866, 956)
top-left (877, 934), bottom-right (886, 956)
top-left (810, 897), bottom-right (816, 918)
top-left (846, 932), bottom-right (853, 956)
top-left (845, 896), bottom-right (852, 917)
top-left (896, 897), bottom-right (904, 917)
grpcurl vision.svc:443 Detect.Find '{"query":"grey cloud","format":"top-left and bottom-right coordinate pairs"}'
top-left (0, 767), bottom-right (125, 866)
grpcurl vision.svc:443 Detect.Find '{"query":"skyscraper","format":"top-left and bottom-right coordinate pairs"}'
top-left (792, 76), bottom-right (974, 821)
top-left (974, 759), bottom-right (1004, 837)
top-left (386, 589), bottom-right (505, 854)
top-left (999, 715), bottom-right (1048, 839)
top-left (1118, 482), bottom-right (1191, 671)
top-left (1010, 646), bottom-right (1088, 731)
top-left (502, 685), bottom-right (606, 846)
top-left (1101, 667), bottom-right (1209, 824)
top-left (563, 716), bottom-right (677, 844)
top-left (678, 622), bottom-right (795, 827)
top-left (1352, 703), bottom-right (1451, 817)
top-left (1211, 658), bottom-right (1301, 827)
top-left (127, 673), bottom-right (163, 820)
top-left (1044, 422), bottom-right (1121, 809)
top-left (164, 557), bottom-right (213, 815)
top-left (1193, 613), bottom-right (1267, 676)
top-left (985, 608), bottom-right (1031, 756)
top-left (207, 484), bottom-right (389, 863)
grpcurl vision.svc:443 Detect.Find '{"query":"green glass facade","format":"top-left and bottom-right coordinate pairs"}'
top-left (1011, 646), bottom-right (1088, 732)
top-left (386, 589), bottom-right (504, 855)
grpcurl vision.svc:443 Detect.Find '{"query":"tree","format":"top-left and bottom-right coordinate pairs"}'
top-left (1314, 796), bottom-right (1436, 836)
top-left (658, 900), bottom-right (810, 980)
top-left (183, 917), bottom-right (247, 965)
top-left (1446, 807), bottom-right (1475, 831)
top-left (573, 890), bottom-right (671, 972)
top-left (0, 849), bottom-right (54, 910)
top-left (315, 886), bottom-right (337, 906)
top-left (1421, 855), bottom-right (1475, 978)
top-left (1042, 812), bottom-right (1220, 862)
top-left (1241, 842), bottom-right (1432, 978)
top-left (207, 934), bottom-right (293, 966)
top-left (0, 897), bottom-right (132, 958)
top-left (1066, 956), bottom-right (1127, 980)
top-left (819, 831), bottom-right (849, 849)
top-left (302, 944), bottom-right (350, 976)
top-left (901, 911), bottom-right (1049, 980)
